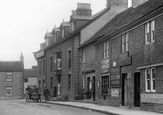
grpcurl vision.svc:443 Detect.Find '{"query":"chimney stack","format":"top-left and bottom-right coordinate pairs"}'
top-left (106, 0), bottom-right (128, 9)
top-left (20, 52), bottom-right (24, 63)
top-left (76, 3), bottom-right (92, 16)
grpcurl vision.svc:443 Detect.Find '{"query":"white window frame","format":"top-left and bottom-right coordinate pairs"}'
top-left (145, 68), bottom-right (156, 92)
top-left (122, 33), bottom-right (129, 52)
top-left (6, 87), bottom-right (12, 96)
top-left (104, 41), bottom-right (109, 59)
top-left (6, 73), bottom-right (13, 82)
top-left (145, 20), bottom-right (155, 44)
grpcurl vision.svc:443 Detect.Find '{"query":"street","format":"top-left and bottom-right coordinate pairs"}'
top-left (0, 99), bottom-right (108, 115)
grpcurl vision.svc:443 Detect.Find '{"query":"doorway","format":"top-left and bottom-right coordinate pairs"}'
top-left (134, 72), bottom-right (140, 107)
top-left (92, 76), bottom-right (95, 101)
top-left (122, 73), bottom-right (128, 106)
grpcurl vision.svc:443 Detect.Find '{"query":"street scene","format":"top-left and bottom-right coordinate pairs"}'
top-left (1, 0), bottom-right (163, 115)
top-left (0, 100), bottom-right (107, 115)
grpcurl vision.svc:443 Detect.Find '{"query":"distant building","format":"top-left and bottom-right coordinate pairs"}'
top-left (0, 53), bottom-right (24, 99)
top-left (24, 68), bottom-right (37, 93)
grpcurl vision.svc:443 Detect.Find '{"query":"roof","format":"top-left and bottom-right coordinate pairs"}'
top-left (44, 32), bottom-right (53, 39)
top-left (94, 0), bottom-right (163, 44)
top-left (60, 22), bottom-right (70, 27)
top-left (24, 69), bottom-right (37, 77)
top-left (0, 61), bottom-right (23, 71)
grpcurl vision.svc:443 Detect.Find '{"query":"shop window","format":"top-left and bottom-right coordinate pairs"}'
top-left (101, 75), bottom-right (110, 94)
top-left (6, 73), bottom-right (13, 82)
top-left (145, 68), bottom-right (156, 92)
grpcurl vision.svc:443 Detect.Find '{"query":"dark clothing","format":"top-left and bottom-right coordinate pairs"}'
top-left (44, 88), bottom-right (50, 101)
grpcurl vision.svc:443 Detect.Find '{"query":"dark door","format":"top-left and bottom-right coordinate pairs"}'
top-left (122, 73), bottom-right (128, 106)
top-left (53, 86), bottom-right (57, 97)
top-left (134, 72), bottom-right (140, 107)
top-left (87, 77), bottom-right (91, 99)
top-left (92, 76), bottom-right (96, 101)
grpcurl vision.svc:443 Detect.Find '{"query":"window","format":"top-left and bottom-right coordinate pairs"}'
top-left (101, 75), bottom-right (110, 94)
top-left (104, 41), bottom-right (109, 58)
top-left (6, 73), bottom-right (13, 81)
top-left (145, 68), bottom-right (156, 92)
top-left (68, 50), bottom-right (71, 68)
top-left (6, 87), bottom-right (12, 96)
top-left (68, 74), bottom-right (71, 89)
top-left (57, 52), bottom-right (62, 70)
top-left (83, 74), bottom-right (85, 89)
top-left (82, 49), bottom-right (85, 63)
top-left (50, 56), bottom-right (53, 72)
top-left (122, 33), bottom-right (129, 52)
top-left (145, 20), bottom-right (155, 44)
top-left (39, 61), bottom-right (41, 74)
top-left (62, 29), bottom-right (64, 38)
top-left (24, 78), bottom-right (28, 82)
top-left (43, 60), bottom-right (45, 73)
top-left (54, 53), bottom-right (57, 70)
top-left (51, 77), bottom-right (53, 89)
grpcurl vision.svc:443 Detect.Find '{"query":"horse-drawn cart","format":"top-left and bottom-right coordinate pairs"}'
top-left (26, 86), bottom-right (41, 102)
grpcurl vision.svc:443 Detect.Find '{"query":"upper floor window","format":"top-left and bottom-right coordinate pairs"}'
top-left (39, 61), bottom-right (41, 74)
top-left (145, 68), bottom-right (156, 92)
top-left (145, 20), bottom-right (155, 44)
top-left (122, 33), bottom-right (129, 52)
top-left (6, 73), bottom-right (13, 81)
top-left (68, 50), bottom-right (71, 68)
top-left (62, 29), bottom-right (64, 38)
top-left (50, 56), bottom-right (53, 72)
top-left (82, 49), bottom-right (85, 63)
top-left (57, 52), bottom-right (62, 70)
top-left (103, 41), bottom-right (109, 58)
top-left (43, 60), bottom-right (45, 73)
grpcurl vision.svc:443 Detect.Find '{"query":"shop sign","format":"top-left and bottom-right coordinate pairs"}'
top-left (36, 50), bottom-right (44, 58)
top-left (111, 74), bottom-right (120, 87)
top-left (111, 88), bottom-right (119, 97)
top-left (101, 59), bottom-right (109, 70)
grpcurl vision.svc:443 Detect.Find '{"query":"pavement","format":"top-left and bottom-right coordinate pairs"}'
top-left (47, 101), bottom-right (163, 115)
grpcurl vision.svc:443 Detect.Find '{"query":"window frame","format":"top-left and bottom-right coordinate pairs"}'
top-left (68, 74), bottom-right (71, 89)
top-left (121, 33), bottom-right (129, 52)
top-left (145, 68), bottom-right (156, 92)
top-left (145, 20), bottom-right (155, 44)
top-left (101, 75), bottom-right (110, 95)
top-left (5, 73), bottom-right (13, 82)
top-left (103, 41), bottom-right (109, 59)
top-left (6, 87), bottom-right (12, 96)
top-left (68, 50), bottom-right (71, 68)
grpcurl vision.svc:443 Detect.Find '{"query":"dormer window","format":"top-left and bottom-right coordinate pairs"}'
top-left (62, 28), bottom-right (64, 38)
top-left (70, 22), bottom-right (75, 32)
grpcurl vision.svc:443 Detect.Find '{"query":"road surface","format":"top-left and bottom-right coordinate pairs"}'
top-left (0, 99), bottom-right (108, 115)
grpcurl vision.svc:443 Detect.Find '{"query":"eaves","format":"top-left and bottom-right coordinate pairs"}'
top-left (95, 4), bottom-right (163, 45)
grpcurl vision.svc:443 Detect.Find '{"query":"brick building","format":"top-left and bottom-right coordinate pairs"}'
top-left (79, 0), bottom-right (128, 101)
top-left (88, 0), bottom-right (163, 113)
top-left (0, 53), bottom-right (24, 99)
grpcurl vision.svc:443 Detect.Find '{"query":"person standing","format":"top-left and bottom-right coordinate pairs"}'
top-left (44, 87), bottom-right (50, 102)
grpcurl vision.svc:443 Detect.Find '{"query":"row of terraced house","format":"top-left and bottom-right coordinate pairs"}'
top-left (34, 0), bottom-right (163, 113)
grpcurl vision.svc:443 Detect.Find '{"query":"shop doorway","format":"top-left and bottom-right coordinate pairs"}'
top-left (134, 72), bottom-right (140, 107)
top-left (122, 73), bottom-right (128, 106)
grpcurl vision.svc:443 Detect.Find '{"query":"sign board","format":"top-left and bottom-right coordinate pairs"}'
top-left (36, 50), bottom-right (44, 58)
top-left (111, 74), bottom-right (120, 87)
top-left (111, 88), bottom-right (119, 97)
top-left (101, 59), bottom-right (109, 70)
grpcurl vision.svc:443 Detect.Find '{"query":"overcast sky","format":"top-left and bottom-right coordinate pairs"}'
top-left (0, 0), bottom-right (131, 69)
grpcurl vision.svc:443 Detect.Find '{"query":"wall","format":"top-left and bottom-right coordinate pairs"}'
top-left (0, 72), bottom-right (23, 99)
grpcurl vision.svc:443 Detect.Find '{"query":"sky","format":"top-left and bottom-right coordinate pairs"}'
top-left (0, 0), bottom-right (131, 69)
